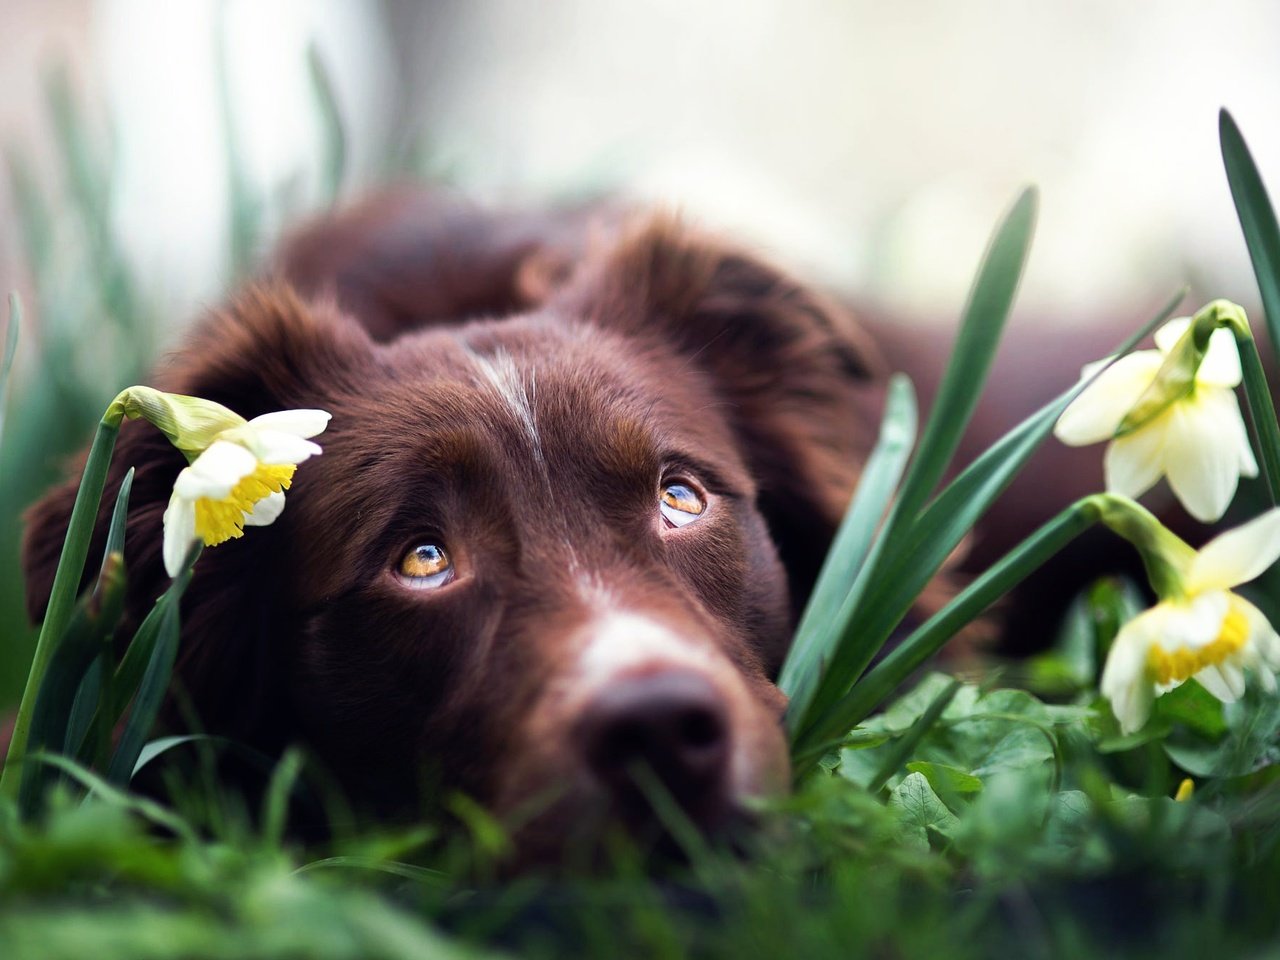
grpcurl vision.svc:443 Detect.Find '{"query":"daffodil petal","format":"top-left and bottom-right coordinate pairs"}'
top-left (1104, 416), bottom-right (1168, 500)
top-left (174, 441), bottom-right (258, 500)
top-left (1186, 507), bottom-right (1280, 592)
top-left (1162, 390), bottom-right (1244, 522)
top-left (247, 409), bottom-right (331, 438)
top-left (243, 490), bottom-right (286, 527)
top-left (1100, 617), bottom-right (1157, 735)
top-left (162, 491), bottom-right (197, 579)
top-left (244, 430), bottom-right (324, 465)
top-left (1054, 351), bottom-right (1164, 446)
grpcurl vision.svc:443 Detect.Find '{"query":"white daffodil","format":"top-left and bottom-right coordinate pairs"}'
top-left (1101, 507), bottom-right (1280, 734)
top-left (159, 408), bottom-right (330, 577)
top-left (1054, 315), bottom-right (1257, 523)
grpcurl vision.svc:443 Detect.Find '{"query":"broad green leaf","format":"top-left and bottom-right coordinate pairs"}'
top-left (905, 761), bottom-right (984, 801)
top-left (888, 771), bottom-right (958, 850)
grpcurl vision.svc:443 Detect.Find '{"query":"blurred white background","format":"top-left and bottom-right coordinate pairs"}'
top-left (3, 0), bottom-right (1280, 329)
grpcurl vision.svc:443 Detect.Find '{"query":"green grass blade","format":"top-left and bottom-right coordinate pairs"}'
top-left (307, 44), bottom-right (347, 203)
top-left (890, 187), bottom-right (1037, 524)
top-left (780, 374), bottom-right (917, 712)
top-left (794, 498), bottom-right (1101, 771)
top-left (262, 749), bottom-right (305, 848)
top-left (18, 553), bottom-right (126, 814)
top-left (1221, 109), bottom-right (1280, 365)
top-left (864, 677), bottom-right (962, 794)
top-left (106, 546), bottom-right (197, 786)
top-left (1235, 328), bottom-right (1280, 504)
top-left (0, 292), bottom-right (19, 429)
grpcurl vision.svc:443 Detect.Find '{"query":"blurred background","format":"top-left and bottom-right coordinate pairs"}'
top-left (3, 0), bottom-right (1280, 704)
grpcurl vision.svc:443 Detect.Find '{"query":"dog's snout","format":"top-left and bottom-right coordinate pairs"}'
top-left (577, 670), bottom-right (730, 814)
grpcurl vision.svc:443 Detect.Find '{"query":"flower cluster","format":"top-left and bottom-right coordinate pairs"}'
top-left (1057, 303), bottom-right (1280, 733)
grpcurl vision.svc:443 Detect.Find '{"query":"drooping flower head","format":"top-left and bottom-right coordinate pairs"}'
top-left (1055, 303), bottom-right (1257, 522)
top-left (108, 387), bottom-right (330, 577)
top-left (1099, 505), bottom-right (1280, 734)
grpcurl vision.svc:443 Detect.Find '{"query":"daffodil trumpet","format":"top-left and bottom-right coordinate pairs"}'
top-left (1092, 496), bottom-right (1280, 735)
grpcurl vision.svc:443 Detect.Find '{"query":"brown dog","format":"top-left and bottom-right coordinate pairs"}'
top-left (23, 192), bottom-right (885, 860)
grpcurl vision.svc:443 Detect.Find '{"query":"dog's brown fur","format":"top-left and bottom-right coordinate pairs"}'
top-left (24, 193), bottom-right (886, 857)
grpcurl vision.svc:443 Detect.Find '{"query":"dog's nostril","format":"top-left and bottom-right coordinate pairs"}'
top-left (577, 671), bottom-right (731, 813)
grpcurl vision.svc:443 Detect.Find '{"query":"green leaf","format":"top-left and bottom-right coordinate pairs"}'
top-left (18, 554), bottom-right (127, 815)
top-left (905, 761), bottom-right (984, 803)
top-left (307, 44), bottom-right (347, 203)
top-left (865, 678), bottom-right (962, 793)
top-left (1221, 109), bottom-right (1280, 367)
top-left (0, 292), bottom-right (19, 443)
top-left (888, 771), bottom-right (959, 850)
top-left (106, 544), bottom-right (198, 786)
top-left (795, 497), bottom-right (1100, 767)
top-left (781, 373), bottom-right (917, 720)
top-left (891, 187), bottom-right (1037, 525)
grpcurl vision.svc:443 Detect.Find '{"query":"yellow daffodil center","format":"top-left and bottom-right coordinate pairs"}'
top-left (1146, 601), bottom-right (1250, 686)
top-left (193, 463), bottom-right (295, 546)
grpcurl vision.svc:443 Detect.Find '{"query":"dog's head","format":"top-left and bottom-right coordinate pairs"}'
top-left (25, 214), bottom-right (880, 861)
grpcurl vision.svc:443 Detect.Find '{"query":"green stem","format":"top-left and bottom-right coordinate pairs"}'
top-left (792, 496), bottom-right (1101, 775)
top-left (1233, 329), bottom-right (1280, 506)
top-left (1, 416), bottom-right (120, 799)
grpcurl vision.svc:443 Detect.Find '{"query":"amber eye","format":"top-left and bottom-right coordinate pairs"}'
top-left (660, 481), bottom-right (706, 528)
top-left (397, 543), bottom-right (454, 588)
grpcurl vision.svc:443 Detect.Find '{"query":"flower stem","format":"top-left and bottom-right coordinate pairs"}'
top-left (0, 415), bottom-right (120, 800)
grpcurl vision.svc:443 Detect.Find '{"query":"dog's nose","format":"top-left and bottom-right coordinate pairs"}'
top-left (576, 670), bottom-right (730, 817)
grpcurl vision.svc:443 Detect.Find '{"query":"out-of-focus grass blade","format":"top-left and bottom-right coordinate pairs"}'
top-left (0, 292), bottom-right (19, 443)
top-left (33, 752), bottom-right (198, 843)
top-left (262, 749), bottom-right (305, 848)
top-left (307, 44), bottom-right (347, 203)
top-left (64, 469), bottom-right (133, 761)
top-left (19, 553), bottom-right (126, 815)
top-left (215, 13), bottom-right (262, 278)
top-left (780, 374), bottom-right (917, 714)
top-left (1221, 109), bottom-right (1280, 365)
top-left (106, 545), bottom-right (197, 786)
top-left (889, 187), bottom-right (1037, 524)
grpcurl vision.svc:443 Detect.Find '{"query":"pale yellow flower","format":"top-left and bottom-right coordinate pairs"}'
top-left (1055, 317), bottom-right (1257, 522)
top-left (1101, 508), bottom-right (1280, 734)
top-left (160, 408), bottom-right (330, 576)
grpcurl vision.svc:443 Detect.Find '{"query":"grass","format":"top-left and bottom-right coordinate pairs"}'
top-left (2, 60), bottom-right (1280, 958)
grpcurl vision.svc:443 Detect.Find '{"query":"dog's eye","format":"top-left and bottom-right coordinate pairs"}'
top-left (397, 544), bottom-right (454, 587)
top-left (660, 482), bottom-right (705, 527)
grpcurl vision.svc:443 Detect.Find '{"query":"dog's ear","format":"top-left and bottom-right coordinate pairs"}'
top-left (275, 188), bottom-right (615, 342)
top-left (22, 284), bottom-right (373, 744)
top-left (557, 216), bottom-right (886, 616)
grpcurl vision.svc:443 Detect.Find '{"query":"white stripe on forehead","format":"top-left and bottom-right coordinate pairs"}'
top-left (463, 346), bottom-right (545, 465)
